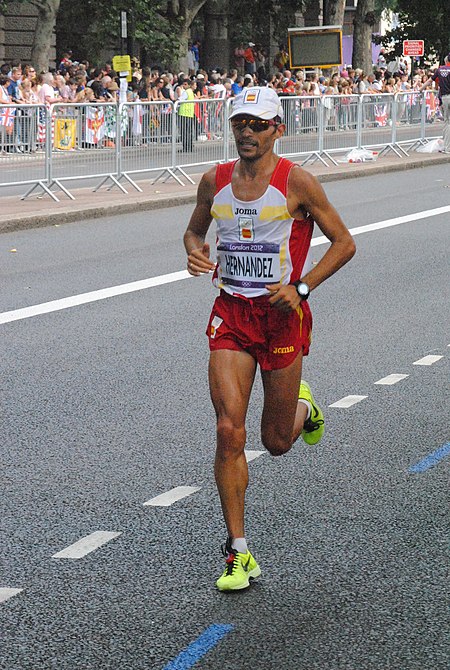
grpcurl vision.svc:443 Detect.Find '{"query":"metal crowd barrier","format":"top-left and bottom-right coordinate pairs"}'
top-left (0, 93), bottom-right (443, 201)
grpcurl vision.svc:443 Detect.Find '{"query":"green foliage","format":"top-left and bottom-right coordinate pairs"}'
top-left (56, 0), bottom-right (182, 68)
top-left (375, 0), bottom-right (449, 62)
top-left (227, 0), bottom-right (306, 50)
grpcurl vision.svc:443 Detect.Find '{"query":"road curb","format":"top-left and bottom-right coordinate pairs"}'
top-left (1, 154), bottom-right (448, 235)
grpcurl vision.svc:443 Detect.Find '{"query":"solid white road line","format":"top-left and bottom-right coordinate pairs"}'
top-left (245, 450), bottom-right (265, 462)
top-left (0, 270), bottom-right (191, 325)
top-left (413, 355), bottom-right (444, 366)
top-left (143, 486), bottom-right (201, 507)
top-left (329, 395), bottom-right (368, 408)
top-left (1, 206), bottom-right (449, 326)
top-left (375, 374), bottom-right (409, 385)
top-left (310, 205), bottom-right (450, 247)
top-left (52, 531), bottom-right (122, 559)
top-left (0, 588), bottom-right (23, 604)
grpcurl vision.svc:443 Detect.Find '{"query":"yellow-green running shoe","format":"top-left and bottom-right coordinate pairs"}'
top-left (299, 380), bottom-right (325, 445)
top-left (216, 539), bottom-right (261, 591)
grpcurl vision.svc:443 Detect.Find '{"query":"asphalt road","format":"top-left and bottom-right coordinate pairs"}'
top-left (1, 164), bottom-right (449, 670)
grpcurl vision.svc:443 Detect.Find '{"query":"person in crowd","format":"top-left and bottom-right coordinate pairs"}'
top-left (54, 73), bottom-right (70, 101)
top-left (273, 45), bottom-right (289, 72)
top-left (177, 78), bottom-right (196, 151)
top-left (0, 74), bottom-right (14, 153)
top-left (7, 66), bottom-right (22, 102)
top-left (376, 48), bottom-right (387, 70)
top-left (22, 64), bottom-right (36, 81)
top-left (234, 44), bottom-right (245, 75)
top-left (187, 42), bottom-right (195, 76)
top-left (19, 78), bottom-right (38, 152)
top-left (192, 40), bottom-right (201, 73)
top-left (244, 42), bottom-right (256, 75)
top-left (58, 51), bottom-right (73, 75)
top-left (421, 54), bottom-right (450, 153)
top-left (194, 73), bottom-right (208, 98)
top-left (37, 72), bottom-right (62, 105)
top-left (231, 75), bottom-right (244, 96)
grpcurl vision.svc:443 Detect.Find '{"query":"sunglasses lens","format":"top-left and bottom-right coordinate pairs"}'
top-left (232, 119), bottom-right (272, 132)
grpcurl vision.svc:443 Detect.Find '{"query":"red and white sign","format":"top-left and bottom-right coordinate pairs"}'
top-left (403, 40), bottom-right (424, 57)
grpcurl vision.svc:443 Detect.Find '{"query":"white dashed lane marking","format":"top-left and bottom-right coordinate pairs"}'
top-left (375, 374), bottom-right (409, 385)
top-left (0, 588), bottom-right (23, 604)
top-left (413, 355), bottom-right (444, 366)
top-left (245, 450), bottom-right (265, 462)
top-left (52, 531), bottom-right (122, 559)
top-left (143, 486), bottom-right (201, 507)
top-left (329, 395), bottom-right (368, 408)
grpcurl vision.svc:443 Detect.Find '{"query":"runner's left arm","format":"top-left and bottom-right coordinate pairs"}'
top-left (291, 167), bottom-right (356, 291)
top-left (267, 167), bottom-right (355, 310)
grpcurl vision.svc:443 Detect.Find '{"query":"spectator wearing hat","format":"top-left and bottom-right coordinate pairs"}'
top-left (244, 43), bottom-right (256, 75)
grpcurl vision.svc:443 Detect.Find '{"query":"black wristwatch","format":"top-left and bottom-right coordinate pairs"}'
top-left (293, 280), bottom-right (310, 300)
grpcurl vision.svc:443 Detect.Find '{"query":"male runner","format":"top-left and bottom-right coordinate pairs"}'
top-left (184, 87), bottom-right (356, 591)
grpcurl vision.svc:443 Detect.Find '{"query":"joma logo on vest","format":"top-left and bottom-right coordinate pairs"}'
top-left (235, 207), bottom-right (257, 215)
top-left (272, 346), bottom-right (295, 354)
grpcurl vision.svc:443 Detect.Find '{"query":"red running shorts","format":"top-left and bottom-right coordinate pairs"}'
top-left (206, 290), bottom-right (312, 370)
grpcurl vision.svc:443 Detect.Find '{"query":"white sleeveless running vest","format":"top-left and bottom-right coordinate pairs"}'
top-left (211, 157), bottom-right (314, 299)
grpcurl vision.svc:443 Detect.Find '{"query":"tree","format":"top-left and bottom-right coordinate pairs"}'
top-left (56, 0), bottom-right (208, 70)
top-left (375, 0), bottom-right (449, 63)
top-left (352, 0), bottom-right (376, 72)
top-left (323, 0), bottom-right (346, 30)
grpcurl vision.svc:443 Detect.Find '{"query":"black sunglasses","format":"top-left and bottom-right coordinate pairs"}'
top-left (231, 118), bottom-right (279, 132)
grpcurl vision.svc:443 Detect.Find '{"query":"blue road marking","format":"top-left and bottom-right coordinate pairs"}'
top-left (162, 624), bottom-right (234, 670)
top-left (409, 442), bottom-right (450, 473)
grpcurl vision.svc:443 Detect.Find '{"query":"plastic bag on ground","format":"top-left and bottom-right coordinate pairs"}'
top-left (416, 139), bottom-right (443, 153)
top-left (342, 148), bottom-right (378, 163)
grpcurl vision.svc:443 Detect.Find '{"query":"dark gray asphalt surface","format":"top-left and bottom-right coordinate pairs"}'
top-left (1, 164), bottom-right (449, 669)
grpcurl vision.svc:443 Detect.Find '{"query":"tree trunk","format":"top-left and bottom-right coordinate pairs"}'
top-left (167, 0), bottom-right (208, 72)
top-left (323, 0), bottom-right (346, 28)
top-left (30, 0), bottom-right (61, 73)
top-left (352, 0), bottom-right (375, 73)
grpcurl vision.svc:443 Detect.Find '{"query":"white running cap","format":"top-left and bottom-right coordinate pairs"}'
top-left (229, 86), bottom-right (284, 121)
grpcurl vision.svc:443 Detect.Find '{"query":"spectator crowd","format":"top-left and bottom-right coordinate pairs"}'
top-left (0, 44), bottom-right (444, 155)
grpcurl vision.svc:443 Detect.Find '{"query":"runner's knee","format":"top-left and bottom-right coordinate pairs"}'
top-left (216, 417), bottom-right (246, 459)
top-left (261, 430), bottom-right (292, 457)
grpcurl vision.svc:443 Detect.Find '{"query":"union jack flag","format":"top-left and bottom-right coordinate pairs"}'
top-left (374, 104), bottom-right (387, 127)
top-left (0, 105), bottom-right (16, 128)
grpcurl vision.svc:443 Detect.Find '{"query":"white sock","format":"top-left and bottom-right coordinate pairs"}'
top-left (231, 537), bottom-right (248, 553)
top-left (298, 399), bottom-right (312, 420)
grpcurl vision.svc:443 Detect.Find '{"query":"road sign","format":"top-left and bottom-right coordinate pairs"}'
top-left (121, 11), bottom-right (127, 39)
top-left (403, 40), bottom-right (424, 57)
top-left (112, 55), bottom-right (132, 82)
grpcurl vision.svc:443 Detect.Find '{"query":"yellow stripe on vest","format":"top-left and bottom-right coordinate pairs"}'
top-left (211, 204), bottom-right (234, 220)
top-left (259, 205), bottom-right (290, 222)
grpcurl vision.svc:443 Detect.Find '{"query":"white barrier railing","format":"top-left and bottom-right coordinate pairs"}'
top-left (0, 92), bottom-right (443, 201)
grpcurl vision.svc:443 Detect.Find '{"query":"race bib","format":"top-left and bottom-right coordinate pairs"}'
top-left (217, 242), bottom-right (280, 289)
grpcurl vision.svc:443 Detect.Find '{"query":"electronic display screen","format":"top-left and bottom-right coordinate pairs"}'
top-left (289, 31), bottom-right (342, 68)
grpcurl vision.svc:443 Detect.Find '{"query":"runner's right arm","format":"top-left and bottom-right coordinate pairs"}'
top-left (183, 168), bottom-right (217, 276)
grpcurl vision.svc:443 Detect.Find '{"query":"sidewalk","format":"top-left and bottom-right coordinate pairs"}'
top-left (0, 151), bottom-right (448, 234)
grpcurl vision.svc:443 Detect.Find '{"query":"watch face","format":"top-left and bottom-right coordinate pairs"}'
top-left (298, 283), bottom-right (310, 298)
